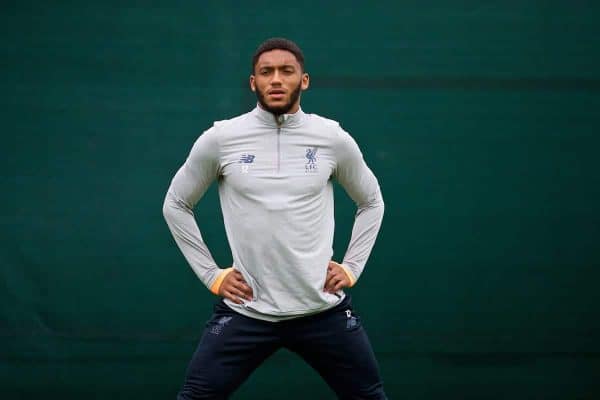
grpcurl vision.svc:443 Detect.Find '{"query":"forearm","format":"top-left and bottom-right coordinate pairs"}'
top-left (162, 190), bottom-right (222, 290)
top-left (341, 189), bottom-right (384, 283)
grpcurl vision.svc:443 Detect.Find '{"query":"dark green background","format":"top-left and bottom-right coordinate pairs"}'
top-left (2, 1), bottom-right (599, 399)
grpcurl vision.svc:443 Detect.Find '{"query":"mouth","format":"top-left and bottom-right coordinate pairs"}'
top-left (268, 89), bottom-right (286, 100)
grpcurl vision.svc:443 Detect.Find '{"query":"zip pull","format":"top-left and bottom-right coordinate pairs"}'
top-left (345, 309), bottom-right (352, 318)
top-left (276, 114), bottom-right (284, 126)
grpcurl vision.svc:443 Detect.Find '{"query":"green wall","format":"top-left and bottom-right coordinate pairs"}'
top-left (2, 1), bottom-right (599, 398)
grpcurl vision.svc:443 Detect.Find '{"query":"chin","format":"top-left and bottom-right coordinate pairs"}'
top-left (256, 88), bottom-right (299, 115)
top-left (267, 99), bottom-right (288, 108)
top-left (262, 101), bottom-right (292, 115)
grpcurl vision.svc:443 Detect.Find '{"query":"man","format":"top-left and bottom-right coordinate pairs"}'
top-left (163, 37), bottom-right (386, 399)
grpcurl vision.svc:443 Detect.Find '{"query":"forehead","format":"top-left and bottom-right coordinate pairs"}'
top-left (256, 49), bottom-right (300, 68)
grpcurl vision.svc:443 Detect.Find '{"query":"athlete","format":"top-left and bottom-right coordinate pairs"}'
top-left (163, 37), bottom-right (387, 399)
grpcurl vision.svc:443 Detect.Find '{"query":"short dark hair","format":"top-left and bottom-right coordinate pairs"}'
top-left (252, 38), bottom-right (305, 73)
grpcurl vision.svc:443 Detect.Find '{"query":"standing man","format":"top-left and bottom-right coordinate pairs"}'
top-left (163, 38), bottom-right (386, 399)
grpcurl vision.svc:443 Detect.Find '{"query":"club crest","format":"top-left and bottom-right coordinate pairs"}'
top-left (305, 147), bottom-right (318, 173)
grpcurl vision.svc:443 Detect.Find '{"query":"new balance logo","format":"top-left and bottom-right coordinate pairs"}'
top-left (239, 154), bottom-right (255, 174)
top-left (239, 154), bottom-right (255, 163)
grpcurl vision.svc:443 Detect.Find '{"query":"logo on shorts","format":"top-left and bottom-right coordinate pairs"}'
top-left (210, 316), bottom-right (233, 335)
top-left (305, 147), bottom-right (318, 173)
top-left (345, 309), bottom-right (358, 329)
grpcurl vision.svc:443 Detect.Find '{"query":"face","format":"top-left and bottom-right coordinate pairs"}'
top-left (250, 49), bottom-right (309, 115)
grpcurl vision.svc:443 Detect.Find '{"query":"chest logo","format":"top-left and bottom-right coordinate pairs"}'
top-left (239, 154), bottom-right (255, 163)
top-left (239, 154), bottom-right (255, 173)
top-left (305, 147), bottom-right (318, 173)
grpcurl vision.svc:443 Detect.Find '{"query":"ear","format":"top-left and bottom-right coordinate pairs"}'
top-left (249, 75), bottom-right (256, 92)
top-left (301, 73), bottom-right (310, 91)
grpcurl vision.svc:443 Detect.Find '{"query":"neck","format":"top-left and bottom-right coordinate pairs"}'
top-left (254, 103), bottom-right (305, 127)
top-left (257, 101), bottom-right (301, 116)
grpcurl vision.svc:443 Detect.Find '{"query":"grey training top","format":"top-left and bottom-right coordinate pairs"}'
top-left (163, 105), bottom-right (384, 321)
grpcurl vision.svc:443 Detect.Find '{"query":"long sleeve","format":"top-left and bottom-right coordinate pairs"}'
top-left (162, 127), bottom-right (223, 290)
top-left (334, 128), bottom-right (385, 284)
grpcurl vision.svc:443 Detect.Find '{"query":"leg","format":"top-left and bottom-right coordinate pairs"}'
top-left (284, 296), bottom-right (387, 400)
top-left (178, 301), bottom-right (280, 400)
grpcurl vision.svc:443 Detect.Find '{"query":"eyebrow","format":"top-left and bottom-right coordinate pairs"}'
top-left (258, 64), bottom-right (297, 70)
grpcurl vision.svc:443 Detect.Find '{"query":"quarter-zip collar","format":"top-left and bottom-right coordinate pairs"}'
top-left (253, 103), bottom-right (306, 128)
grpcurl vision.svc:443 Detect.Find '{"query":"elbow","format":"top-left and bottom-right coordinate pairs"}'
top-left (374, 196), bottom-right (385, 220)
top-left (371, 187), bottom-right (385, 210)
top-left (356, 190), bottom-right (384, 215)
top-left (162, 191), bottom-right (178, 222)
top-left (163, 190), bottom-right (193, 222)
top-left (162, 194), bottom-right (172, 221)
top-left (367, 188), bottom-right (385, 217)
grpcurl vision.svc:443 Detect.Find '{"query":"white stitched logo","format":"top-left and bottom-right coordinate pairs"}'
top-left (210, 316), bottom-right (233, 335)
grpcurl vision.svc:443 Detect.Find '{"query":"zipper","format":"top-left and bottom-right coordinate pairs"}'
top-left (277, 126), bottom-right (281, 173)
top-left (276, 115), bottom-right (283, 173)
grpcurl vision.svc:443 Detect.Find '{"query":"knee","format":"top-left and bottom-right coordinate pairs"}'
top-left (177, 376), bottom-right (230, 400)
top-left (339, 382), bottom-right (387, 400)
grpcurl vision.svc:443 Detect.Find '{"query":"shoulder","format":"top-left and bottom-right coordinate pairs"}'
top-left (304, 112), bottom-right (350, 143)
top-left (305, 112), bottom-right (342, 131)
top-left (194, 111), bottom-right (253, 144)
top-left (305, 112), bottom-right (357, 147)
top-left (212, 111), bottom-right (253, 132)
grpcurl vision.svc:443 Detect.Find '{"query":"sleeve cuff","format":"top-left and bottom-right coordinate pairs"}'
top-left (340, 264), bottom-right (357, 287)
top-left (210, 267), bottom-right (234, 295)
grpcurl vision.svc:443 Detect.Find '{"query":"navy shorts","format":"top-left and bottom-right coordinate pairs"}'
top-left (177, 295), bottom-right (387, 399)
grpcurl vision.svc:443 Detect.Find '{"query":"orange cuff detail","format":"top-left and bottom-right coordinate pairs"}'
top-left (340, 264), bottom-right (357, 287)
top-left (210, 268), bottom-right (234, 295)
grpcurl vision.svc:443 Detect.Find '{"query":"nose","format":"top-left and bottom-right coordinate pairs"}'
top-left (271, 70), bottom-right (282, 85)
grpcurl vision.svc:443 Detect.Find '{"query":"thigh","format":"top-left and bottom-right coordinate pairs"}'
top-left (178, 301), bottom-right (280, 400)
top-left (286, 298), bottom-right (387, 400)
